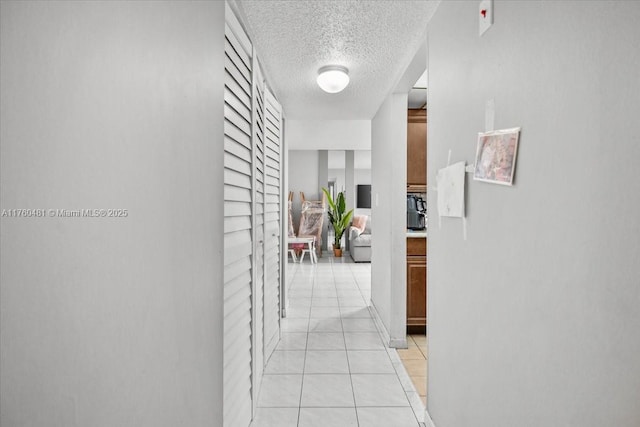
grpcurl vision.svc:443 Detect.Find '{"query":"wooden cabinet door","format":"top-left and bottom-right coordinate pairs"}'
top-left (407, 256), bottom-right (427, 326)
top-left (407, 109), bottom-right (427, 186)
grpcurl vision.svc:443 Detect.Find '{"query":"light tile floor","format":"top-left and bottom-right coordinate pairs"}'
top-left (399, 335), bottom-right (428, 406)
top-left (252, 256), bottom-right (424, 427)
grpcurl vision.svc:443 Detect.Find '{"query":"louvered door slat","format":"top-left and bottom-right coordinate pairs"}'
top-left (225, 246), bottom-right (252, 268)
top-left (225, 169), bottom-right (252, 190)
top-left (225, 124), bottom-right (251, 152)
top-left (224, 186), bottom-right (251, 202)
top-left (225, 201), bottom-right (252, 217)
top-left (225, 299), bottom-right (252, 328)
top-left (224, 87), bottom-right (251, 120)
top-left (224, 22), bottom-right (251, 71)
top-left (224, 61), bottom-right (251, 98)
top-left (225, 138), bottom-right (251, 164)
top-left (224, 104), bottom-right (251, 136)
top-left (225, 257), bottom-right (252, 284)
top-left (264, 144), bottom-right (280, 161)
top-left (265, 165), bottom-right (279, 179)
top-left (264, 175), bottom-right (279, 188)
top-left (225, 216), bottom-right (252, 233)
top-left (265, 194), bottom-right (279, 204)
top-left (265, 156), bottom-right (279, 169)
top-left (224, 63), bottom-right (251, 103)
top-left (224, 152), bottom-right (252, 176)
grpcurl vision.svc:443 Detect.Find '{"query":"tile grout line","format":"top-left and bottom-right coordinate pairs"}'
top-left (296, 262), bottom-right (313, 426)
top-left (389, 345), bottom-right (424, 426)
top-left (337, 259), bottom-right (361, 427)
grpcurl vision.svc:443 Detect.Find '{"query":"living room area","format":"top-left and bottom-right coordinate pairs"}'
top-left (288, 148), bottom-right (372, 264)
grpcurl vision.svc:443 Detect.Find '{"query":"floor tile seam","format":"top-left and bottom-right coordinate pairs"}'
top-left (335, 263), bottom-right (361, 427)
top-left (361, 304), bottom-right (422, 423)
top-left (354, 406), bottom-right (418, 409)
top-left (264, 372), bottom-right (305, 376)
top-left (347, 372), bottom-right (403, 376)
top-left (296, 319), bottom-right (311, 425)
top-left (302, 372), bottom-right (350, 376)
top-left (256, 404), bottom-right (303, 409)
top-left (404, 392), bottom-right (425, 426)
top-left (296, 275), bottom-right (314, 427)
top-left (299, 405), bottom-right (357, 411)
top-left (306, 261), bottom-right (347, 414)
top-left (389, 351), bottom-right (424, 426)
top-left (416, 345), bottom-right (428, 359)
top-left (298, 406), bottom-right (358, 410)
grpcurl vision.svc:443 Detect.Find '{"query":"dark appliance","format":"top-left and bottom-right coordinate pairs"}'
top-left (407, 195), bottom-right (426, 230)
top-left (357, 185), bottom-right (371, 208)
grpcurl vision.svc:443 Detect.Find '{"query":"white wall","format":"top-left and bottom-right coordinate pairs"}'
top-left (287, 119), bottom-right (371, 150)
top-left (369, 37), bottom-right (426, 347)
top-left (427, 2), bottom-right (640, 426)
top-left (355, 150), bottom-right (372, 169)
top-left (328, 150), bottom-right (346, 169)
top-left (328, 169), bottom-right (346, 193)
top-left (288, 150), bottom-right (320, 232)
top-left (0, 2), bottom-right (225, 426)
top-left (328, 150), bottom-right (370, 200)
top-left (370, 94), bottom-right (408, 347)
top-left (355, 169), bottom-right (371, 185)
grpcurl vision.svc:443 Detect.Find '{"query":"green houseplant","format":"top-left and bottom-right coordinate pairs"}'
top-left (322, 187), bottom-right (354, 257)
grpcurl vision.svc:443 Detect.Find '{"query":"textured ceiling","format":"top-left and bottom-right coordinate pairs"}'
top-left (234, 0), bottom-right (439, 120)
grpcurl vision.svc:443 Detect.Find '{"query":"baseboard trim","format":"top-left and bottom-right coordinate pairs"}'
top-left (424, 409), bottom-right (436, 427)
top-left (390, 337), bottom-right (408, 348)
top-left (369, 301), bottom-right (408, 348)
top-left (368, 300), bottom-right (391, 345)
top-left (369, 299), bottom-right (434, 426)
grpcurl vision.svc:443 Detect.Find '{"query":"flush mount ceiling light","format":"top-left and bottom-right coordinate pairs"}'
top-left (317, 65), bottom-right (350, 93)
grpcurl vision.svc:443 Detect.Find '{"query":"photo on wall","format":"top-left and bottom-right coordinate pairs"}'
top-left (473, 127), bottom-right (521, 186)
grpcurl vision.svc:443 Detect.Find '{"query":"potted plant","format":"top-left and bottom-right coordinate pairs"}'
top-left (322, 187), bottom-right (354, 257)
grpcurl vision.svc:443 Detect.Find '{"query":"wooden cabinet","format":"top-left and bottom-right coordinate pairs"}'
top-left (407, 109), bottom-right (427, 186)
top-left (406, 110), bottom-right (427, 331)
top-left (407, 237), bottom-right (427, 330)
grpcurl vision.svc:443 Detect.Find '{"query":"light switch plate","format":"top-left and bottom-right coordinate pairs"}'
top-left (479, 0), bottom-right (493, 36)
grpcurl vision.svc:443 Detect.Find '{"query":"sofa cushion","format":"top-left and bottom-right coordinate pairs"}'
top-left (364, 216), bottom-right (372, 234)
top-left (349, 226), bottom-right (362, 240)
top-left (351, 233), bottom-right (371, 247)
top-left (352, 215), bottom-right (368, 234)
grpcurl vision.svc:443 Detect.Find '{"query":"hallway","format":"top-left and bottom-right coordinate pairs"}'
top-left (252, 257), bottom-right (424, 427)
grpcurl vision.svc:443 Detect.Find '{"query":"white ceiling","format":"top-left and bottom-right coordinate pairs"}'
top-left (234, 0), bottom-right (440, 120)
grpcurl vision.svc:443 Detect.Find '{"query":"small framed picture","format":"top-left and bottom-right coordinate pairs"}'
top-left (473, 127), bottom-right (521, 186)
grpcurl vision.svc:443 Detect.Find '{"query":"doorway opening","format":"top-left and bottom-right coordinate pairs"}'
top-left (400, 68), bottom-right (428, 408)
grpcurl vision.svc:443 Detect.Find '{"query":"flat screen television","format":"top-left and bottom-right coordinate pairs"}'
top-left (357, 185), bottom-right (371, 208)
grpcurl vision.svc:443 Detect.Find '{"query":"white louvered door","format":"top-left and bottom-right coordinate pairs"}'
top-left (251, 58), bottom-right (265, 393)
top-left (223, 6), bottom-right (253, 427)
top-left (263, 88), bottom-right (283, 360)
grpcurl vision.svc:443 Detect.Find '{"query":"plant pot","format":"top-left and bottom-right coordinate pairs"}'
top-left (333, 248), bottom-right (343, 257)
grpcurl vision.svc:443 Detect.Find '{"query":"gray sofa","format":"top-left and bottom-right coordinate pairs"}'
top-left (349, 216), bottom-right (371, 263)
